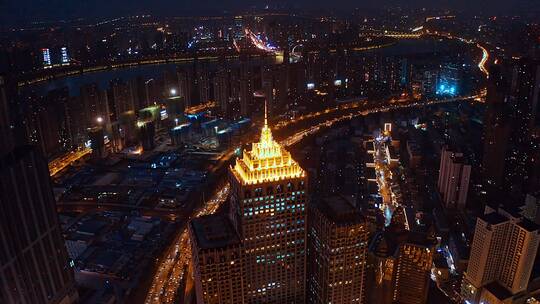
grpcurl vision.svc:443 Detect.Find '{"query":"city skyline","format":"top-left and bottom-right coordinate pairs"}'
top-left (1, 0), bottom-right (539, 25)
top-left (1, 3), bottom-right (540, 304)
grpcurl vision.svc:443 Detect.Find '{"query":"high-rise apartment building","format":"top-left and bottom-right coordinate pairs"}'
top-left (229, 105), bottom-right (308, 303)
top-left (190, 214), bottom-right (244, 304)
top-left (213, 69), bottom-right (230, 117)
top-left (307, 196), bottom-right (368, 304)
top-left (437, 146), bottom-right (471, 209)
top-left (177, 68), bottom-right (193, 108)
top-left (461, 207), bottom-right (540, 303)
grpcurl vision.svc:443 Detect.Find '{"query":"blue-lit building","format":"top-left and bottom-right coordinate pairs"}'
top-left (42, 48), bottom-right (51, 68)
top-left (436, 63), bottom-right (461, 96)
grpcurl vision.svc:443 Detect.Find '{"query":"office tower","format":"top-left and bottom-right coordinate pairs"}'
top-left (461, 207), bottom-right (540, 303)
top-left (307, 196), bottom-right (368, 304)
top-left (0, 76), bottom-right (77, 304)
top-left (190, 214), bottom-right (244, 304)
top-left (392, 233), bottom-right (435, 304)
top-left (368, 231), bottom-right (435, 304)
top-left (437, 146), bottom-right (471, 209)
top-left (229, 105), bottom-right (308, 303)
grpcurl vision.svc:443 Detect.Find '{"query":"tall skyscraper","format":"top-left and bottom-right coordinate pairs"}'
top-left (461, 207), bottom-right (540, 303)
top-left (190, 214), bottom-right (244, 304)
top-left (392, 233), bottom-right (435, 304)
top-left (229, 104), bottom-right (308, 303)
top-left (0, 76), bottom-right (77, 304)
top-left (482, 59), bottom-right (540, 199)
top-left (307, 196), bottom-right (368, 304)
top-left (368, 231), bottom-right (435, 304)
top-left (437, 146), bottom-right (471, 209)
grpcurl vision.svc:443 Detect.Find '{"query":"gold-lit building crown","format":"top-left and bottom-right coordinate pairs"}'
top-left (231, 104), bottom-right (305, 185)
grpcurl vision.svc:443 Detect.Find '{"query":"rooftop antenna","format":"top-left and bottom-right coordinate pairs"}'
top-left (264, 98), bottom-right (268, 127)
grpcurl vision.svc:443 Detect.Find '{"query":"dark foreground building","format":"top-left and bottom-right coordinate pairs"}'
top-left (0, 76), bottom-right (77, 304)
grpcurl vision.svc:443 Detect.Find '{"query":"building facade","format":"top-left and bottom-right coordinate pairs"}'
top-left (437, 146), bottom-right (471, 209)
top-left (461, 207), bottom-right (540, 303)
top-left (0, 76), bottom-right (77, 304)
top-left (190, 214), bottom-right (244, 304)
top-left (307, 196), bottom-right (368, 304)
top-left (229, 105), bottom-right (308, 303)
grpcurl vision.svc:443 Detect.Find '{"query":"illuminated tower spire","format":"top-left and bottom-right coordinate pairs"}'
top-left (231, 99), bottom-right (305, 185)
top-left (264, 98), bottom-right (268, 127)
top-left (228, 98), bottom-right (308, 303)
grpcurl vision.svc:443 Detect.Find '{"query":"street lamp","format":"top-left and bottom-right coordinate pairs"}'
top-left (96, 116), bottom-right (104, 124)
top-left (170, 88), bottom-right (177, 96)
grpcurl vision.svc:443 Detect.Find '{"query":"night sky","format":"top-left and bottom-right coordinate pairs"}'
top-left (1, 0), bottom-right (538, 24)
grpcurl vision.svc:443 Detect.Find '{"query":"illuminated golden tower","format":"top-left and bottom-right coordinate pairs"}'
top-left (232, 103), bottom-right (305, 185)
top-left (230, 101), bottom-right (308, 303)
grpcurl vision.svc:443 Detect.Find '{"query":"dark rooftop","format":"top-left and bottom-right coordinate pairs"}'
top-left (484, 282), bottom-right (513, 300)
top-left (517, 219), bottom-right (540, 232)
top-left (190, 214), bottom-right (240, 250)
top-left (317, 196), bottom-right (364, 225)
top-left (405, 231), bottom-right (436, 248)
top-left (365, 166), bottom-right (376, 180)
top-left (480, 212), bottom-right (509, 225)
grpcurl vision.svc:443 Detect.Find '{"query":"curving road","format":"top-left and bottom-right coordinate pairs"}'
top-left (143, 92), bottom-right (485, 304)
